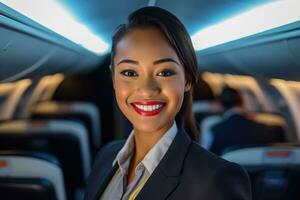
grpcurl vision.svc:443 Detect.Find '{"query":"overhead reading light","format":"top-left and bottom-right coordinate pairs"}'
top-left (192, 0), bottom-right (300, 51)
top-left (1, 0), bottom-right (109, 55)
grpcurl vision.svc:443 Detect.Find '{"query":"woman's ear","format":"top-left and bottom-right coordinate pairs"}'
top-left (184, 82), bottom-right (192, 92)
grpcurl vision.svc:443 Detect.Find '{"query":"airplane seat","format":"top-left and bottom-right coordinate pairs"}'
top-left (192, 100), bottom-right (223, 124)
top-left (250, 112), bottom-right (286, 127)
top-left (222, 146), bottom-right (300, 200)
top-left (0, 80), bottom-right (32, 122)
top-left (0, 120), bottom-right (91, 198)
top-left (204, 110), bottom-right (289, 155)
top-left (0, 150), bottom-right (66, 200)
top-left (31, 101), bottom-right (101, 157)
top-left (199, 112), bottom-right (288, 150)
top-left (192, 100), bottom-right (223, 147)
top-left (251, 111), bottom-right (292, 139)
top-left (192, 76), bottom-right (222, 124)
top-left (199, 115), bottom-right (223, 148)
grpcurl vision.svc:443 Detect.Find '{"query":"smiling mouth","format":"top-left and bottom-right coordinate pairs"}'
top-left (131, 101), bottom-right (166, 116)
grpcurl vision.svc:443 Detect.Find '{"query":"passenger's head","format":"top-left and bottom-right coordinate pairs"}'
top-left (110, 7), bottom-right (199, 140)
top-left (219, 86), bottom-right (243, 110)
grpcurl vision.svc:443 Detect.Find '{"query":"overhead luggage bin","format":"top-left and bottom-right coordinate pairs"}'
top-left (0, 3), bottom-right (103, 83)
top-left (197, 21), bottom-right (300, 81)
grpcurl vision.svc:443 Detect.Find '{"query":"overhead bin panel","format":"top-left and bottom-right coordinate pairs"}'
top-left (28, 47), bottom-right (81, 79)
top-left (287, 37), bottom-right (300, 67)
top-left (227, 40), bottom-right (299, 80)
top-left (0, 4), bottom-right (102, 83)
top-left (197, 21), bottom-right (300, 81)
top-left (0, 23), bottom-right (54, 81)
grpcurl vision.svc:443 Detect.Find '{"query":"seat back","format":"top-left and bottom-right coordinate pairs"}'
top-left (222, 146), bottom-right (300, 200)
top-left (0, 151), bottom-right (66, 200)
top-left (32, 101), bottom-right (101, 155)
top-left (193, 100), bottom-right (223, 123)
top-left (251, 112), bottom-right (286, 127)
top-left (0, 120), bottom-right (91, 192)
top-left (199, 115), bottom-right (222, 148)
top-left (0, 80), bottom-right (31, 121)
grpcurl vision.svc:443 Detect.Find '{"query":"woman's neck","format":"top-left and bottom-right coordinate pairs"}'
top-left (132, 122), bottom-right (173, 165)
top-left (127, 122), bottom-right (173, 184)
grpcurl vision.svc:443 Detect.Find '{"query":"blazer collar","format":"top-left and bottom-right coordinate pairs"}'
top-left (136, 126), bottom-right (192, 199)
top-left (157, 126), bottom-right (191, 176)
top-left (93, 127), bottom-right (192, 200)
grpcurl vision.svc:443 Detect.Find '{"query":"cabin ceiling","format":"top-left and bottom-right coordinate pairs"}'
top-left (1, 0), bottom-right (300, 82)
top-left (59, 0), bottom-right (272, 44)
top-left (58, 0), bottom-right (300, 81)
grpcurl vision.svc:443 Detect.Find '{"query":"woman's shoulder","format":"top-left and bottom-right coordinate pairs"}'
top-left (184, 141), bottom-right (248, 177)
top-left (181, 142), bottom-right (251, 199)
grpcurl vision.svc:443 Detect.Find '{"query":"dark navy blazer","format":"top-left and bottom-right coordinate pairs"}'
top-left (85, 127), bottom-right (252, 200)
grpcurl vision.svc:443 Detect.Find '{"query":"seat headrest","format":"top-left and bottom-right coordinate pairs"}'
top-left (0, 151), bottom-right (66, 200)
top-left (222, 146), bottom-right (300, 166)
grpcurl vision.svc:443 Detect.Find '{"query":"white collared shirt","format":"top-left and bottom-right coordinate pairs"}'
top-left (100, 121), bottom-right (177, 200)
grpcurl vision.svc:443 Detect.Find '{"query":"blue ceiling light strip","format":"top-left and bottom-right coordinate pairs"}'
top-left (192, 0), bottom-right (300, 51)
top-left (1, 0), bottom-right (109, 55)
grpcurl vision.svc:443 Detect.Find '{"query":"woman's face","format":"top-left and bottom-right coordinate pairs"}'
top-left (113, 27), bottom-right (190, 134)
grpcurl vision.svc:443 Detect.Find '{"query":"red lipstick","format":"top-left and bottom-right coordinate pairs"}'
top-left (131, 101), bottom-right (165, 116)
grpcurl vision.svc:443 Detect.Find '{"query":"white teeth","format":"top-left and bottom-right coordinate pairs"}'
top-left (134, 104), bottom-right (163, 112)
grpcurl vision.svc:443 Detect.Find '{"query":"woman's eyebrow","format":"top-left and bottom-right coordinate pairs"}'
top-left (117, 58), bottom-right (179, 66)
top-left (117, 59), bottom-right (139, 66)
top-left (153, 58), bottom-right (179, 65)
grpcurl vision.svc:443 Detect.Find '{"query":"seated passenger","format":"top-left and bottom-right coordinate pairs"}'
top-left (209, 86), bottom-right (286, 155)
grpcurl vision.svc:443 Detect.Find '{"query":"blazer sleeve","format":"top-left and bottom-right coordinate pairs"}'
top-left (202, 162), bottom-right (252, 200)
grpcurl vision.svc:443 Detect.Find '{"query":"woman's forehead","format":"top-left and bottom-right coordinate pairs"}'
top-left (114, 28), bottom-right (179, 62)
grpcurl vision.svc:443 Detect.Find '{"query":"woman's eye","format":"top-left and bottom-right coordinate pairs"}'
top-left (120, 70), bottom-right (138, 77)
top-left (157, 70), bottom-right (176, 77)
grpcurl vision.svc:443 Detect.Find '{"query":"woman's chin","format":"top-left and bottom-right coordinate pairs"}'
top-left (133, 124), bottom-right (160, 134)
top-left (132, 120), bottom-right (172, 135)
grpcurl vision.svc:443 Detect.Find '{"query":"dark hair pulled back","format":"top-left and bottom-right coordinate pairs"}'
top-left (111, 7), bottom-right (199, 141)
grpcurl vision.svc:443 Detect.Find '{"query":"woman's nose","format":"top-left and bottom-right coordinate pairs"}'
top-left (136, 77), bottom-right (161, 97)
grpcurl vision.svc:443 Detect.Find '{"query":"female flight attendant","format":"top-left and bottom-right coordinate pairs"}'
top-left (85, 7), bottom-right (251, 200)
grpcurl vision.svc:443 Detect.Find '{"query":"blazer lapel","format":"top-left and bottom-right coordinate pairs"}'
top-left (93, 163), bottom-right (119, 200)
top-left (86, 141), bottom-right (125, 200)
top-left (136, 127), bottom-right (192, 200)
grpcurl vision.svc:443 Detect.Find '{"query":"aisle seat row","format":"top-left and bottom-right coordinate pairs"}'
top-left (32, 101), bottom-right (102, 157)
top-left (0, 100), bottom-right (102, 200)
top-left (222, 145), bottom-right (300, 200)
top-left (0, 151), bottom-right (66, 200)
top-left (193, 99), bottom-right (298, 199)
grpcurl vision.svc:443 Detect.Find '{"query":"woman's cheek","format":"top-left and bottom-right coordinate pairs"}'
top-left (164, 79), bottom-right (186, 95)
top-left (115, 76), bottom-right (133, 90)
top-left (163, 83), bottom-right (185, 107)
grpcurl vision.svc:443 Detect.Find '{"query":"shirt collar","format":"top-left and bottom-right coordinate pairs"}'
top-left (142, 122), bottom-right (177, 174)
top-left (113, 130), bottom-right (135, 171)
top-left (113, 121), bottom-right (178, 175)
